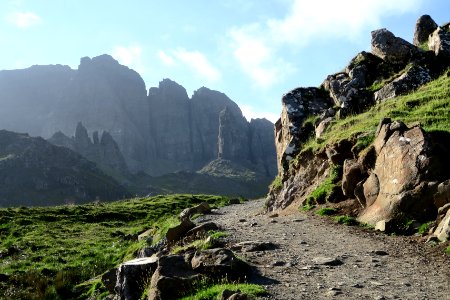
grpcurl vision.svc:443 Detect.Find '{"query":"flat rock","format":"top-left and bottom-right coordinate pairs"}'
top-left (312, 256), bottom-right (343, 266)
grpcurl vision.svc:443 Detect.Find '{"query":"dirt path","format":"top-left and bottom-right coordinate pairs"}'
top-left (198, 199), bottom-right (450, 300)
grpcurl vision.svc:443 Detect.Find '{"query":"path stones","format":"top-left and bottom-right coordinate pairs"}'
top-left (312, 256), bottom-right (344, 266)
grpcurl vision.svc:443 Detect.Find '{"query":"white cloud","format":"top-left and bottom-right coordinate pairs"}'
top-left (228, 0), bottom-right (423, 86)
top-left (229, 25), bottom-right (295, 88)
top-left (241, 104), bottom-right (279, 123)
top-left (7, 11), bottom-right (41, 28)
top-left (158, 50), bottom-right (176, 67)
top-left (267, 0), bottom-right (423, 44)
top-left (172, 48), bottom-right (221, 82)
top-left (112, 45), bottom-right (145, 74)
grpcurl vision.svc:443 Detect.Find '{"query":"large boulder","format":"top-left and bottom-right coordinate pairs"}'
top-left (358, 121), bottom-right (436, 225)
top-left (371, 28), bottom-right (417, 65)
top-left (428, 27), bottom-right (450, 59)
top-left (413, 15), bottom-right (438, 46)
top-left (114, 257), bottom-right (158, 300)
top-left (374, 65), bottom-right (431, 103)
top-left (166, 219), bottom-right (196, 243)
top-left (179, 202), bottom-right (211, 222)
top-left (148, 255), bottom-right (202, 300)
top-left (191, 248), bottom-right (248, 280)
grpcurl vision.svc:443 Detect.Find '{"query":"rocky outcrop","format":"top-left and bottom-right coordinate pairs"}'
top-left (428, 27), bottom-right (450, 59)
top-left (413, 15), bottom-right (438, 46)
top-left (267, 15), bottom-right (450, 238)
top-left (358, 121), bottom-right (435, 224)
top-left (0, 130), bottom-right (130, 207)
top-left (48, 122), bottom-right (131, 183)
top-left (374, 65), bottom-right (431, 102)
top-left (275, 88), bottom-right (333, 174)
top-left (371, 28), bottom-right (417, 65)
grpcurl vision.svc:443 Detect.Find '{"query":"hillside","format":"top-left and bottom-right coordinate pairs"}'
top-left (0, 130), bottom-right (130, 207)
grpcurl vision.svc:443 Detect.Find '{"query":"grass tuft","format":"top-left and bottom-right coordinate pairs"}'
top-left (334, 215), bottom-right (358, 226)
top-left (316, 207), bottom-right (337, 216)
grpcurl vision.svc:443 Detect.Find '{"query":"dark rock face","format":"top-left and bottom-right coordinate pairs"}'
top-left (413, 15), bottom-right (438, 46)
top-left (0, 55), bottom-right (277, 193)
top-left (275, 87), bottom-right (333, 175)
top-left (0, 130), bottom-right (130, 207)
top-left (48, 122), bottom-right (130, 183)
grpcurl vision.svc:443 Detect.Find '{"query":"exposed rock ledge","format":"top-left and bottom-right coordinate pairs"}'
top-left (267, 15), bottom-right (450, 242)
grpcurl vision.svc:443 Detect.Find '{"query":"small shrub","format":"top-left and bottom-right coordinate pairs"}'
top-left (301, 196), bottom-right (316, 211)
top-left (316, 207), bottom-right (337, 216)
top-left (334, 215), bottom-right (358, 226)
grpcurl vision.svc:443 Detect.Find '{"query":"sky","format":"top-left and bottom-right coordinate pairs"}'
top-left (0, 0), bottom-right (449, 123)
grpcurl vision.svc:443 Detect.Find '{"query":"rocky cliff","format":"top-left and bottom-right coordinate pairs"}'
top-left (48, 122), bottom-right (131, 184)
top-left (0, 130), bottom-right (130, 207)
top-left (0, 56), bottom-right (276, 188)
top-left (267, 15), bottom-right (450, 242)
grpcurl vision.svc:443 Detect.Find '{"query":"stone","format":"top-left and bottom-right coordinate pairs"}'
top-left (342, 159), bottom-right (363, 197)
top-left (358, 122), bottom-right (437, 225)
top-left (191, 248), bottom-right (248, 280)
top-left (413, 15), bottom-right (438, 46)
top-left (434, 180), bottom-right (450, 208)
top-left (438, 203), bottom-right (450, 216)
top-left (371, 28), bottom-right (417, 64)
top-left (101, 268), bottom-right (117, 294)
top-left (316, 117), bottom-right (334, 138)
top-left (312, 256), bottom-right (343, 266)
top-left (231, 241), bottom-right (278, 252)
top-left (375, 219), bottom-right (394, 233)
top-left (185, 222), bottom-right (219, 237)
top-left (115, 256), bottom-right (158, 300)
top-left (179, 202), bottom-right (211, 221)
top-left (374, 65), bottom-right (431, 103)
top-left (433, 209), bottom-right (450, 242)
top-left (166, 219), bottom-right (196, 243)
top-left (228, 293), bottom-right (249, 300)
top-left (148, 255), bottom-right (202, 300)
top-left (362, 173), bottom-right (380, 208)
top-left (137, 229), bottom-right (153, 244)
top-left (428, 27), bottom-right (450, 59)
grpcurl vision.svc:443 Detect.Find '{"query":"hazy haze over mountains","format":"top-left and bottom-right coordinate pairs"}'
top-left (0, 54), bottom-right (276, 187)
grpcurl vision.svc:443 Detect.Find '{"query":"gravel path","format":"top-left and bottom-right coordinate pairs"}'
top-left (198, 199), bottom-right (450, 300)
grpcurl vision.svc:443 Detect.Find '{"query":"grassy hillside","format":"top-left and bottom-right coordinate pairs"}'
top-left (0, 194), bottom-right (230, 299)
top-left (303, 70), bottom-right (450, 154)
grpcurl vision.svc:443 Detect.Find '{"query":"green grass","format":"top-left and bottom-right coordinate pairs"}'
top-left (417, 222), bottom-right (433, 235)
top-left (171, 231), bottom-right (229, 254)
top-left (308, 165), bottom-right (341, 203)
top-left (270, 176), bottom-right (283, 192)
top-left (316, 207), bottom-right (337, 216)
top-left (446, 245), bottom-right (450, 255)
top-left (180, 282), bottom-right (265, 300)
top-left (334, 215), bottom-right (358, 226)
top-left (0, 194), bottom-right (230, 299)
top-left (301, 70), bottom-right (450, 154)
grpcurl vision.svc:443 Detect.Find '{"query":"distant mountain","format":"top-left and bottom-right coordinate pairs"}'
top-left (0, 55), bottom-right (277, 198)
top-left (0, 130), bottom-right (131, 207)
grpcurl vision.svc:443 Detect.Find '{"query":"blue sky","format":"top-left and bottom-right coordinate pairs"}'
top-left (0, 0), bottom-right (448, 122)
